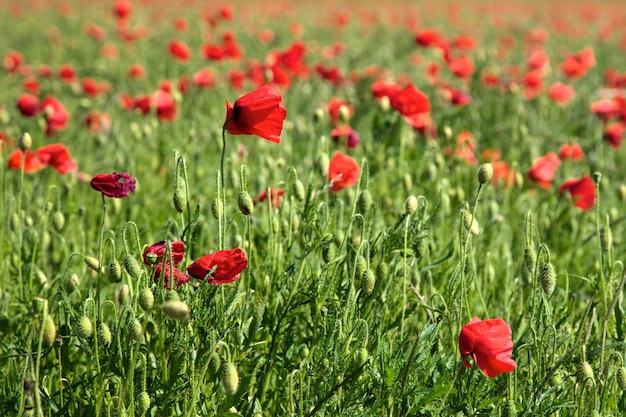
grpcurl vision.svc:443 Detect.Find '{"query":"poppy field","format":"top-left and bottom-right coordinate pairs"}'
top-left (2, 0), bottom-right (626, 415)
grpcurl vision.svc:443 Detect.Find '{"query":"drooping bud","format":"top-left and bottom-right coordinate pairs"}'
top-left (139, 287), bottom-right (154, 312)
top-left (477, 163), bottom-right (494, 185)
top-left (220, 361), bottom-right (239, 395)
top-left (539, 262), bottom-right (557, 296)
top-left (129, 318), bottom-right (143, 341)
top-left (238, 191), bottom-right (254, 216)
top-left (116, 284), bottom-right (130, 305)
top-left (357, 190), bottom-right (373, 214)
top-left (173, 187), bottom-right (186, 214)
top-left (617, 184), bottom-right (626, 202)
top-left (161, 300), bottom-right (190, 320)
top-left (355, 255), bottom-right (367, 280)
top-left (361, 269), bottom-right (376, 296)
top-left (316, 153), bottom-right (329, 179)
top-left (293, 180), bottom-right (305, 202)
top-left (462, 210), bottom-right (479, 235)
top-left (52, 211), bottom-right (65, 232)
top-left (600, 216), bottom-right (612, 253)
top-left (42, 315), bottom-right (56, 345)
top-left (211, 199), bottom-right (220, 219)
top-left (376, 262), bottom-right (389, 281)
top-left (124, 254), bottom-right (142, 279)
top-left (18, 132), bottom-right (32, 152)
top-left (352, 347), bottom-right (369, 370)
top-left (617, 366), bottom-right (626, 391)
top-left (76, 316), bottom-right (93, 339)
top-left (65, 273), bottom-right (79, 294)
top-left (405, 195), bottom-right (418, 215)
top-left (137, 391), bottom-right (150, 415)
top-left (108, 259), bottom-right (123, 283)
top-left (97, 322), bottom-right (112, 347)
top-left (271, 218), bottom-right (280, 234)
top-left (523, 247), bottom-right (536, 273)
top-left (577, 361), bottom-right (595, 386)
top-left (84, 256), bottom-right (102, 273)
top-left (321, 243), bottom-right (336, 263)
top-left (208, 352), bottom-right (221, 375)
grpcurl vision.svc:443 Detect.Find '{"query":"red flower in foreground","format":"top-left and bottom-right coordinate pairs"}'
top-left (7, 149), bottom-right (46, 173)
top-left (527, 152), bottom-right (561, 189)
top-left (328, 151), bottom-right (360, 192)
top-left (187, 248), bottom-right (248, 285)
top-left (35, 144), bottom-right (77, 174)
top-left (459, 317), bottom-right (517, 378)
top-left (559, 176), bottom-right (596, 210)
top-left (143, 240), bottom-right (185, 266)
top-left (224, 85), bottom-right (287, 143)
top-left (90, 172), bottom-right (136, 198)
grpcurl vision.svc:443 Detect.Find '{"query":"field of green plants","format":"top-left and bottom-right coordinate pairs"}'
top-left (1, 0), bottom-right (626, 416)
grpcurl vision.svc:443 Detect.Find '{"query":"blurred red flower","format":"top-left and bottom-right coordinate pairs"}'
top-left (17, 94), bottom-right (39, 117)
top-left (327, 97), bottom-right (353, 126)
top-left (527, 152), bottom-right (561, 189)
top-left (35, 143), bottom-right (77, 174)
top-left (85, 111), bottom-right (112, 135)
top-left (128, 63), bottom-right (145, 79)
top-left (459, 317), bottom-right (517, 378)
top-left (192, 68), bottom-right (214, 88)
top-left (414, 29), bottom-right (443, 48)
top-left (153, 90), bottom-right (177, 121)
top-left (22, 78), bottom-right (40, 95)
top-left (548, 82), bottom-right (575, 106)
top-left (113, 0), bottom-right (132, 20)
top-left (559, 176), bottom-right (596, 210)
top-left (448, 56), bottom-right (475, 80)
top-left (604, 122), bottom-right (624, 148)
top-left (329, 151), bottom-right (359, 192)
top-left (561, 46), bottom-right (595, 80)
top-left (4, 51), bottom-right (23, 74)
top-left (187, 248), bottom-right (248, 284)
top-left (58, 64), bottom-right (77, 84)
top-left (155, 263), bottom-right (190, 289)
top-left (90, 172), bottom-right (136, 198)
top-left (7, 149), bottom-right (46, 173)
top-left (255, 187), bottom-right (284, 208)
top-left (224, 85), bottom-right (287, 143)
top-left (558, 144), bottom-right (584, 160)
top-left (389, 84), bottom-right (430, 118)
top-left (40, 96), bottom-right (70, 136)
top-left (331, 125), bottom-right (360, 149)
top-left (169, 40), bottom-right (191, 62)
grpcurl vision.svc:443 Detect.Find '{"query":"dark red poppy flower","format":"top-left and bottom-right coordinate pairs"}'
top-left (224, 85), bottom-right (287, 143)
top-left (389, 84), bottom-right (430, 118)
top-left (7, 149), bottom-right (46, 173)
top-left (459, 317), bottom-right (517, 378)
top-left (561, 47), bottom-right (595, 80)
top-left (202, 44), bottom-right (224, 61)
top-left (82, 78), bottom-right (110, 98)
top-left (255, 187), bottom-right (284, 208)
top-left (143, 240), bottom-right (185, 265)
top-left (90, 172), bottom-right (136, 198)
top-left (328, 151), bottom-right (359, 192)
top-left (331, 125), bottom-right (360, 149)
top-left (153, 90), bottom-right (177, 121)
top-left (558, 144), bottom-right (584, 160)
top-left (133, 95), bottom-right (152, 115)
top-left (35, 144), bottom-right (77, 174)
top-left (113, 0), bottom-right (132, 20)
top-left (527, 152), bottom-right (561, 189)
top-left (169, 40), bottom-right (191, 62)
top-left (590, 98), bottom-right (621, 122)
top-left (154, 262), bottom-right (189, 289)
top-left (17, 94), bottom-right (39, 117)
top-left (559, 175), bottom-right (596, 211)
top-left (187, 248), bottom-right (248, 285)
top-left (604, 122), bottom-right (624, 148)
top-left (548, 82), bottom-right (575, 106)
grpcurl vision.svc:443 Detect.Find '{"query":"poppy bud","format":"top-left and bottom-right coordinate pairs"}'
top-left (313, 107), bottom-right (325, 123)
top-left (97, 322), bottom-right (112, 347)
top-left (352, 347), bottom-right (369, 370)
top-left (523, 247), bottom-right (536, 272)
top-left (220, 361), bottom-right (239, 395)
top-left (617, 366), bottom-right (626, 391)
top-left (462, 210), bottom-right (479, 235)
top-left (406, 195), bottom-right (418, 215)
top-left (291, 215), bottom-right (300, 234)
top-left (108, 259), bottom-right (123, 283)
top-left (139, 287), bottom-right (154, 312)
top-left (10, 212), bottom-right (19, 232)
top-left (577, 361), bottom-right (595, 386)
top-left (161, 300), bottom-right (190, 320)
top-left (281, 219), bottom-right (289, 237)
top-left (18, 132), bottom-right (32, 152)
top-left (358, 190), bottom-right (373, 214)
top-left (321, 243), bottom-right (336, 263)
top-left (137, 391), bottom-right (150, 415)
top-left (293, 180), bottom-right (305, 202)
top-left (116, 284), bottom-right (130, 305)
top-left (65, 273), bottom-right (79, 294)
top-left (42, 315), bottom-right (56, 345)
top-left (617, 184), bottom-right (626, 202)
top-left (84, 256), bottom-right (102, 273)
top-left (211, 199), bottom-right (221, 219)
top-left (540, 262), bottom-right (556, 296)
top-left (376, 262), bottom-right (389, 281)
top-left (173, 187), bottom-right (186, 214)
top-left (443, 126), bottom-right (453, 139)
top-left (502, 400), bottom-right (517, 417)
top-left (271, 218), bottom-right (280, 234)
top-left (478, 163), bottom-right (493, 185)
top-left (355, 255), bottom-right (367, 280)
top-left (124, 254), bottom-right (142, 279)
top-left (361, 269), bottom-right (376, 296)
top-left (208, 352), bottom-right (221, 375)
top-left (52, 211), bottom-right (65, 232)
top-left (76, 316), bottom-right (93, 339)
top-left (316, 153), bottom-right (329, 178)
top-left (129, 318), bottom-right (143, 341)
top-left (238, 191), bottom-right (254, 216)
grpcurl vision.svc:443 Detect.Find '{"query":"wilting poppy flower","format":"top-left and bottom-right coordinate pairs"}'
top-left (90, 172), bottom-right (136, 198)
top-left (389, 84), bottom-right (430, 118)
top-left (255, 187), bottom-right (284, 208)
top-left (35, 143), bottom-right (77, 174)
top-left (559, 175), bottom-right (596, 210)
top-left (527, 152), bottom-right (561, 189)
top-left (187, 248), bottom-right (248, 284)
top-left (153, 90), bottom-right (177, 121)
top-left (548, 82), bottom-right (575, 106)
top-left (143, 240), bottom-right (185, 265)
top-left (17, 94), bottom-right (39, 117)
top-left (154, 262), bottom-right (190, 289)
top-left (224, 85), bottom-right (287, 143)
top-left (558, 143), bottom-right (584, 160)
top-left (331, 125), bottom-right (360, 149)
top-left (169, 40), bottom-right (191, 62)
top-left (328, 151), bottom-right (360, 192)
top-left (459, 317), bottom-right (517, 378)
top-left (7, 149), bottom-right (46, 173)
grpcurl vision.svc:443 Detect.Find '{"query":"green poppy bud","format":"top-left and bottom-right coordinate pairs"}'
top-left (139, 287), bottom-right (154, 312)
top-left (220, 362), bottom-right (239, 395)
top-left (76, 316), bottom-right (93, 339)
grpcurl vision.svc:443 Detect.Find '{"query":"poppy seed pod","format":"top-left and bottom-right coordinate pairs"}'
top-left (220, 361), bottom-right (239, 395)
top-left (76, 316), bottom-right (93, 339)
top-left (129, 318), bottom-right (143, 341)
top-left (478, 163), bottom-right (494, 185)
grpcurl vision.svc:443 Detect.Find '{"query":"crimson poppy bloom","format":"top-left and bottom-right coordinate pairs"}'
top-left (187, 248), bottom-right (248, 284)
top-left (90, 172), bottom-right (136, 198)
top-left (7, 149), bottom-right (46, 173)
top-left (414, 29), bottom-right (443, 48)
top-left (448, 56), bottom-right (475, 80)
top-left (17, 94), bottom-right (39, 117)
top-left (255, 187), bottom-right (284, 208)
top-left (331, 125), bottom-right (361, 149)
top-left (527, 152), bottom-right (561, 189)
top-left (559, 176), bottom-right (596, 211)
top-left (558, 144), bottom-right (585, 160)
top-left (327, 97), bottom-right (353, 126)
top-left (169, 40), bottom-right (191, 62)
top-left (328, 151), bottom-right (360, 192)
top-left (4, 51), bottom-right (23, 74)
top-left (40, 96), bottom-right (70, 136)
top-left (561, 47), bottom-right (595, 80)
top-left (22, 78), bottom-right (40, 95)
top-left (224, 85), bottom-right (287, 143)
top-left (604, 122), bottom-right (624, 148)
top-left (128, 63), bottom-right (145, 79)
top-left (389, 84), bottom-right (430, 118)
top-left (371, 80), bottom-right (401, 99)
top-left (459, 317), bottom-right (517, 378)
top-left (35, 144), bottom-right (77, 174)
top-left (192, 68), bottom-right (214, 88)
top-left (548, 82), bottom-right (575, 106)
top-left (154, 263), bottom-right (190, 289)
top-left (58, 64), bottom-right (77, 84)
top-left (153, 90), bottom-right (177, 121)
top-left (590, 98), bottom-right (621, 122)
top-left (143, 240), bottom-right (185, 265)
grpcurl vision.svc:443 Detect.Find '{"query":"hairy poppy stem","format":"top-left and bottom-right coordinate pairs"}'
top-left (219, 126), bottom-right (228, 250)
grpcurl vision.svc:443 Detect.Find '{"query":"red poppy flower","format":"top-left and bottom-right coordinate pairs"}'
top-left (40, 96), bottom-right (70, 136)
top-left (154, 262), bottom-right (190, 289)
top-left (590, 98), bottom-right (621, 122)
top-left (459, 317), bottom-right (517, 378)
top-left (58, 64), bottom-right (77, 84)
top-left (169, 40), bottom-right (191, 62)
top-left (414, 29), bottom-right (443, 48)
top-left (559, 176), bottom-right (596, 211)
top-left (527, 152), bottom-right (561, 189)
top-left (327, 97), bottom-right (353, 126)
top-left (128, 63), bottom-right (145, 79)
top-left (202, 44), bottom-right (224, 61)
top-left (448, 56), bottom-right (475, 80)
top-left (35, 144), bottom-right (77, 174)
top-left (328, 151), bottom-right (360, 192)
top-left (224, 85), bottom-right (287, 143)
top-left (84, 22), bottom-right (107, 41)
top-left (604, 122), bottom-right (625, 148)
top-left (143, 240), bottom-right (185, 266)
top-left (491, 161), bottom-right (518, 188)
top-left (558, 144), bottom-right (584, 160)
top-left (7, 149), bottom-right (46, 173)
top-left (527, 50), bottom-right (549, 72)
top-left (548, 82), bottom-right (575, 106)
top-left (22, 78), bottom-right (40, 95)
top-left (255, 187), bottom-right (284, 208)
top-left (113, 0), bottom-right (131, 20)
top-left (405, 114), bottom-right (437, 139)
top-left (187, 248), bottom-right (248, 285)
top-left (85, 111), bottom-right (112, 135)
top-left (192, 68), bottom-right (214, 88)
top-left (389, 84), bottom-right (430, 118)
top-left (371, 80), bottom-right (401, 99)
top-left (90, 172), bottom-right (136, 198)
top-left (17, 94), bottom-right (39, 117)
top-left (4, 51), bottom-right (23, 74)
top-left (153, 90), bottom-right (177, 121)
top-left (561, 47), bottom-right (595, 80)
top-left (331, 125), bottom-right (360, 149)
